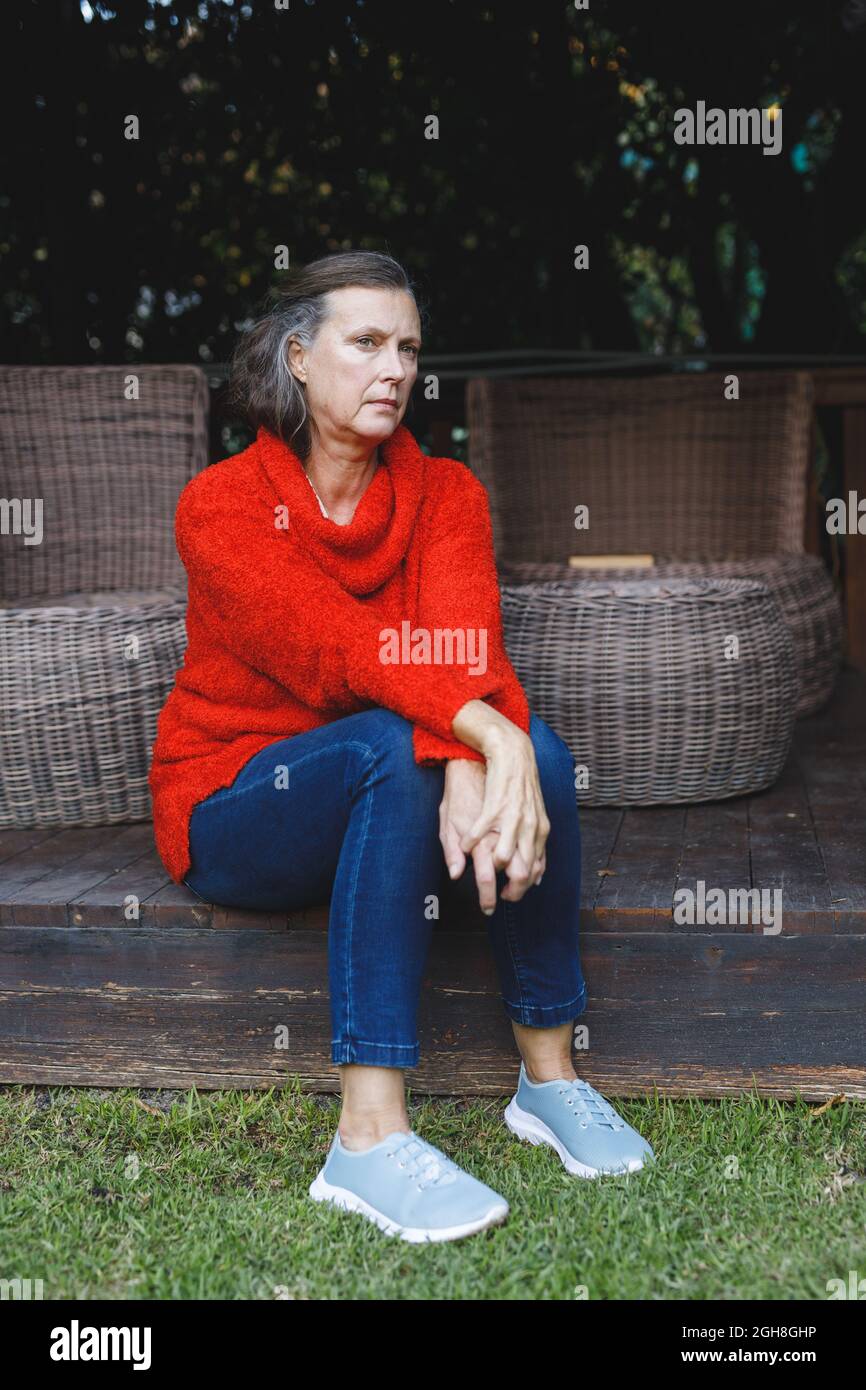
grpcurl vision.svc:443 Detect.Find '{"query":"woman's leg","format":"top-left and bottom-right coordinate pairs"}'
top-left (183, 707), bottom-right (446, 1146)
top-left (480, 713), bottom-right (587, 1081)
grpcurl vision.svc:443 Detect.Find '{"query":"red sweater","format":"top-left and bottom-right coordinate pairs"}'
top-left (148, 422), bottom-right (530, 883)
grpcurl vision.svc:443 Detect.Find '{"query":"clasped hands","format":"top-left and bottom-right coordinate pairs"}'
top-left (438, 727), bottom-right (551, 915)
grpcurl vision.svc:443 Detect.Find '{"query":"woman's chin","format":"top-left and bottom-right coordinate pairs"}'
top-left (356, 410), bottom-right (403, 441)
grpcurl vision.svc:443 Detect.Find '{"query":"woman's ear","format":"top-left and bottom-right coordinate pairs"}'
top-left (286, 336), bottom-right (306, 384)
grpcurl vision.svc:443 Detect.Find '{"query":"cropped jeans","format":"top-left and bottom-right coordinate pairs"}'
top-left (183, 708), bottom-right (587, 1068)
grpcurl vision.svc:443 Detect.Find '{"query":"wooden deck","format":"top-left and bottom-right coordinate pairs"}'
top-left (1, 670), bottom-right (865, 1099)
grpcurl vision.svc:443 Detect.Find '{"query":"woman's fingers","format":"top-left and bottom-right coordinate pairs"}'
top-left (535, 808), bottom-right (551, 864)
top-left (457, 735), bottom-right (552, 888)
top-left (516, 810), bottom-right (539, 877)
top-left (472, 835), bottom-right (499, 914)
top-left (491, 810), bottom-right (522, 868)
top-left (499, 843), bottom-right (547, 902)
top-left (501, 846), bottom-right (532, 900)
top-left (440, 823), bottom-right (466, 879)
top-left (499, 846), bottom-right (545, 902)
top-left (459, 754), bottom-right (519, 853)
top-left (459, 787), bottom-right (502, 854)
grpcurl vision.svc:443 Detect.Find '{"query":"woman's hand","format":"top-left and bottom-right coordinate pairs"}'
top-left (439, 751), bottom-right (548, 912)
top-left (461, 730), bottom-right (549, 900)
top-left (449, 700), bottom-right (550, 905)
top-left (439, 760), bottom-right (502, 914)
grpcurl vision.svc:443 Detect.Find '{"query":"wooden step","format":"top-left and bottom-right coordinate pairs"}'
top-left (1, 670), bottom-right (865, 1099)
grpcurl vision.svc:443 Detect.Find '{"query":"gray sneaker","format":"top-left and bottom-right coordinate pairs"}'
top-left (309, 1128), bottom-right (510, 1243)
top-left (504, 1061), bottom-right (655, 1177)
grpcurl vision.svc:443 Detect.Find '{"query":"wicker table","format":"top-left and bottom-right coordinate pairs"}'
top-left (500, 575), bottom-right (799, 805)
top-left (500, 555), bottom-right (840, 719)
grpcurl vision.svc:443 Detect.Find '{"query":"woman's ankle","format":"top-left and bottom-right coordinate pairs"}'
top-left (338, 1116), bottom-right (412, 1151)
top-left (511, 1021), bottom-right (577, 1085)
top-left (522, 1057), bottom-right (577, 1085)
top-left (337, 1063), bottom-right (410, 1149)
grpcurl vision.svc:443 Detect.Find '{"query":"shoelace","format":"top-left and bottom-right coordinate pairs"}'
top-left (386, 1135), bottom-right (460, 1190)
top-left (556, 1079), bottom-right (625, 1131)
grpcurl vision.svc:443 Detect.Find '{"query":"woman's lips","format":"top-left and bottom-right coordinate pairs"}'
top-left (369, 399), bottom-right (398, 408)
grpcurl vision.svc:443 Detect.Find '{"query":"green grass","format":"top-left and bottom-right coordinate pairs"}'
top-left (1, 1082), bottom-right (864, 1300)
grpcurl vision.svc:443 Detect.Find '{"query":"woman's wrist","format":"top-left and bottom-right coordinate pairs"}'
top-left (451, 698), bottom-right (524, 759)
top-left (445, 753), bottom-right (485, 778)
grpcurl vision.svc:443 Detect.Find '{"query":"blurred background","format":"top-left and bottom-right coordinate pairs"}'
top-left (5, 0), bottom-right (866, 596)
top-left (3, 2), bottom-right (866, 389)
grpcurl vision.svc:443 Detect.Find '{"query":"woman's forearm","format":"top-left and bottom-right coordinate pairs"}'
top-left (451, 698), bottom-right (527, 758)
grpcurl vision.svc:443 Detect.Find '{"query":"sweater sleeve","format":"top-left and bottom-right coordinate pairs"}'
top-left (410, 465), bottom-right (531, 766)
top-left (173, 471), bottom-right (519, 748)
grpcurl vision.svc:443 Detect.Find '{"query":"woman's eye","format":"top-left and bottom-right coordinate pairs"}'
top-left (355, 337), bottom-right (418, 355)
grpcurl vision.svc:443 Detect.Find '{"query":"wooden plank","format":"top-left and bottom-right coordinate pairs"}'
top-left (674, 798), bottom-right (753, 934)
top-left (593, 805), bottom-right (686, 929)
top-left (1, 923), bottom-right (864, 1098)
top-left (573, 930), bottom-right (866, 1099)
top-left (578, 806), bottom-right (622, 920)
top-left (0, 825), bottom-right (132, 924)
top-left (799, 749), bottom-right (866, 929)
top-left (0, 826), bottom-right (65, 864)
top-left (747, 755), bottom-right (835, 933)
top-left (72, 845), bottom-right (298, 933)
top-left (1, 802), bottom-right (860, 934)
top-left (2, 824), bottom-right (156, 927)
top-left (71, 846), bottom-right (183, 928)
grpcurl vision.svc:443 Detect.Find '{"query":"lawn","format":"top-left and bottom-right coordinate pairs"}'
top-left (1, 1081), bottom-right (864, 1300)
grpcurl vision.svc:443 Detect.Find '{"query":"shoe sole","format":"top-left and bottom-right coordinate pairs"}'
top-left (504, 1097), bottom-right (648, 1178)
top-left (308, 1170), bottom-right (510, 1243)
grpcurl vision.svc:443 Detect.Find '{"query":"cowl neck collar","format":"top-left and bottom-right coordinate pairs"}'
top-left (254, 422), bottom-right (427, 595)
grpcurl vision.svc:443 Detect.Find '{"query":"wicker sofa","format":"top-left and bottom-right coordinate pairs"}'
top-left (467, 370), bottom-right (842, 716)
top-left (0, 364), bottom-right (208, 827)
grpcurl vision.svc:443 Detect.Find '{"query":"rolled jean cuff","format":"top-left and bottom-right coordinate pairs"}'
top-left (501, 981), bottom-right (588, 1029)
top-left (331, 1038), bottom-right (420, 1068)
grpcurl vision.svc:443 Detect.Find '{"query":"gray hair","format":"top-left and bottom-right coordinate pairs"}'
top-left (225, 250), bottom-right (428, 460)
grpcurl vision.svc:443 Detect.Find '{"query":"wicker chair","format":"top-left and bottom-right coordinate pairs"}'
top-left (0, 365), bottom-right (208, 827)
top-left (500, 576), bottom-right (798, 805)
top-left (468, 370), bottom-right (842, 715)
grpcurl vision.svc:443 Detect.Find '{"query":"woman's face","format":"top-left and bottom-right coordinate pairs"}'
top-left (288, 285), bottom-right (421, 446)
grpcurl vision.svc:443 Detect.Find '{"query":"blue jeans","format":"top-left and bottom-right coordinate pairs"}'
top-left (184, 709), bottom-right (587, 1068)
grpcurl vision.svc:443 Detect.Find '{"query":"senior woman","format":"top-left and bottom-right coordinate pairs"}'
top-left (149, 250), bottom-right (653, 1244)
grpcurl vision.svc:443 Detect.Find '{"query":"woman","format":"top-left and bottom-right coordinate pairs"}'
top-left (149, 250), bottom-right (654, 1244)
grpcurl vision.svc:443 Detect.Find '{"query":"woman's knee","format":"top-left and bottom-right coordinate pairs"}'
top-left (347, 708), bottom-right (443, 800)
top-left (529, 713), bottom-right (576, 802)
top-left (347, 707), bottom-right (417, 761)
top-left (529, 712), bottom-right (573, 772)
